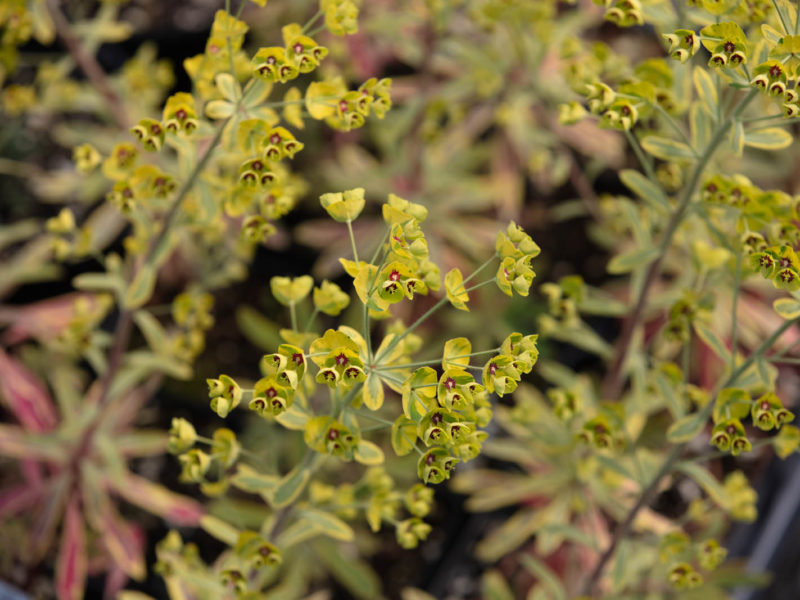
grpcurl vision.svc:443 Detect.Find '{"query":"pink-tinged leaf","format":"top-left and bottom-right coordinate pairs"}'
top-left (111, 473), bottom-right (204, 526)
top-left (56, 496), bottom-right (87, 600)
top-left (0, 292), bottom-right (95, 345)
top-left (22, 458), bottom-right (44, 485)
top-left (102, 561), bottom-right (130, 600)
top-left (0, 484), bottom-right (43, 517)
top-left (31, 472), bottom-right (71, 561)
top-left (0, 424), bottom-right (64, 462)
top-left (99, 508), bottom-right (146, 581)
top-left (0, 347), bottom-right (58, 431)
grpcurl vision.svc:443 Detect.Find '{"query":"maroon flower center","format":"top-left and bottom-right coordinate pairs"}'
top-left (336, 353), bottom-right (348, 366)
top-left (723, 41), bottom-right (735, 53)
top-left (445, 377), bottom-right (456, 390)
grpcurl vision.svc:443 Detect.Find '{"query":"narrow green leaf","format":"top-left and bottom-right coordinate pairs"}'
top-left (124, 266), bottom-right (156, 309)
top-left (275, 519), bottom-right (321, 550)
top-left (607, 245), bottom-right (660, 274)
top-left (313, 538), bottom-right (381, 600)
top-left (231, 465), bottom-right (280, 493)
top-left (72, 272), bottom-right (124, 298)
top-left (236, 306), bottom-right (282, 350)
top-left (675, 461), bottom-right (726, 506)
top-left (519, 555), bottom-right (567, 600)
top-left (774, 297), bottom-right (800, 319)
top-left (200, 515), bottom-right (239, 545)
top-left (271, 466), bottom-right (310, 508)
top-left (690, 103), bottom-right (712, 150)
top-left (299, 509), bottom-right (355, 541)
top-left (730, 120), bottom-right (745, 156)
top-left (693, 66), bottom-right (718, 117)
top-left (641, 136), bottom-right (695, 161)
top-left (693, 322), bottom-right (731, 364)
top-left (481, 570), bottom-right (515, 600)
top-left (133, 310), bottom-right (167, 352)
top-left (362, 371), bottom-right (384, 410)
top-left (761, 24), bottom-right (783, 44)
top-left (619, 169), bottom-right (669, 213)
top-left (745, 127), bottom-right (793, 150)
top-left (666, 411), bottom-right (707, 443)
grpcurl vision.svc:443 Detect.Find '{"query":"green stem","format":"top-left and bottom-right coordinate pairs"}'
top-left (773, 0), bottom-right (792, 32)
top-left (624, 130), bottom-right (658, 184)
top-left (305, 23), bottom-right (326, 37)
top-left (375, 348), bottom-right (500, 371)
top-left (301, 8), bottom-right (324, 34)
top-left (768, 356), bottom-right (800, 364)
top-left (462, 255), bottom-right (497, 286)
top-left (356, 411), bottom-right (395, 427)
top-left (743, 113), bottom-right (786, 124)
top-left (346, 219), bottom-right (359, 263)
top-left (730, 250), bottom-right (743, 372)
top-left (603, 89), bottom-right (759, 401)
top-left (462, 279), bottom-right (495, 294)
top-left (289, 302), bottom-right (298, 332)
top-left (303, 307), bottom-right (319, 332)
top-left (374, 296), bottom-right (449, 364)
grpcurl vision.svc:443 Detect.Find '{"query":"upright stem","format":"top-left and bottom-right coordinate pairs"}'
top-left (346, 220), bottom-right (359, 263)
top-left (46, 0), bottom-right (130, 129)
top-left (730, 250), bottom-right (743, 372)
top-left (603, 89), bottom-right (758, 401)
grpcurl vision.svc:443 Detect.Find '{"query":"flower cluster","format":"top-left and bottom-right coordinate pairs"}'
top-left (602, 0), bottom-right (643, 28)
top-left (252, 24), bottom-right (328, 84)
top-left (659, 532), bottom-right (727, 591)
top-left (305, 76), bottom-right (392, 131)
top-left (341, 192), bottom-right (440, 314)
top-left (495, 221), bottom-right (541, 297)
top-left (710, 388), bottom-right (795, 456)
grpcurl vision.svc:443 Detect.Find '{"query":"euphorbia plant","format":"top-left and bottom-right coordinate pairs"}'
top-left (6, 0), bottom-right (800, 598)
top-left (160, 189), bottom-right (541, 596)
